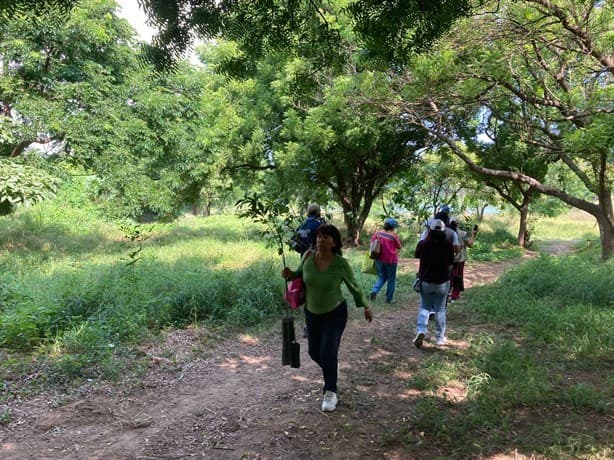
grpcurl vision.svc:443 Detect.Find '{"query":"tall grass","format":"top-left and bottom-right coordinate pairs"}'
top-left (404, 250), bottom-right (613, 458)
top-left (0, 189), bottom-right (297, 383)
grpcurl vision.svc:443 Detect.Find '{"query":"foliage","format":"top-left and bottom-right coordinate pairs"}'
top-left (125, 0), bottom-right (478, 71)
top-left (0, 211), bottom-right (286, 382)
top-left (399, 0), bottom-right (614, 258)
top-left (401, 251), bottom-right (613, 458)
top-left (389, 148), bottom-right (483, 225)
top-left (280, 69), bottom-right (425, 243)
top-left (0, 159), bottom-right (59, 215)
top-left (235, 192), bottom-right (300, 264)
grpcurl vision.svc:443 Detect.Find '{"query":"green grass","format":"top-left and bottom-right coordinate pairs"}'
top-left (1, 190), bottom-right (611, 458)
top-left (400, 251), bottom-right (613, 459)
top-left (0, 191), bottom-right (296, 386)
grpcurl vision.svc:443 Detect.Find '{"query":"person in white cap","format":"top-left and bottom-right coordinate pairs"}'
top-left (413, 219), bottom-right (455, 347)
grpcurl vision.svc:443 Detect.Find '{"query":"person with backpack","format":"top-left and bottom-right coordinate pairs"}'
top-left (291, 204), bottom-right (326, 256)
top-left (368, 217), bottom-right (402, 304)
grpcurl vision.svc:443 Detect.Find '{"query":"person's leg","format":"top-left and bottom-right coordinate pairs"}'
top-left (385, 263), bottom-right (398, 302)
top-left (458, 261), bottom-right (465, 296)
top-left (414, 283), bottom-right (435, 347)
top-left (319, 301), bottom-right (348, 393)
top-left (451, 262), bottom-right (462, 300)
top-left (370, 260), bottom-right (387, 298)
top-left (432, 281), bottom-right (450, 343)
top-left (305, 308), bottom-right (322, 367)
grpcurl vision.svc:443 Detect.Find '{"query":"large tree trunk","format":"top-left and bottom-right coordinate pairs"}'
top-left (344, 216), bottom-right (362, 248)
top-left (518, 204), bottom-right (530, 248)
top-left (477, 204), bottom-right (487, 222)
top-left (596, 217), bottom-right (614, 260)
top-left (596, 192), bottom-right (614, 260)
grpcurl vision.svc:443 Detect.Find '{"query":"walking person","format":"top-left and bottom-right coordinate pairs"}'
top-left (291, 204), bottom-right (326, 256)
top-left (291, 204), bottom-right (326, 337)
top-left (420, 205), bottom-right (460, 255)
top-left (369, 217), bottom-right (402, 304)
top-left (449, 218), bottom-right (477, 301)
top-left (413, 219), bottom-right (454, 347)
top-left (282, 224), bottom-right (373, 412)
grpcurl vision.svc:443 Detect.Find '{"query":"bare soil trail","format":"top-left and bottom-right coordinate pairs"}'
top-left (0, 243), bottom-right (576, 459)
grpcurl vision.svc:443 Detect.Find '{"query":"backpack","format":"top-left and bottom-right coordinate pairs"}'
top-left (290, 217), bottom-right (325, 254)
top-left (290, 233), bottom-right (310, 254)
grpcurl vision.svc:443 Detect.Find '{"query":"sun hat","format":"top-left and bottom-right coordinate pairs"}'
top-left (384, 217), bottom-right (399, 228)
top-left (429, 218), bottom-right (445, 231)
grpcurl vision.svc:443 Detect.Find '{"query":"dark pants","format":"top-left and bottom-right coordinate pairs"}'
top-left (451, 261), bottom-right (465, 299)
top-left (305, 301), bottom-right (348, 393)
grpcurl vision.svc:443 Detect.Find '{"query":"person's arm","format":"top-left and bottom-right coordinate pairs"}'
top-left (340, 258), bottom-right (372, 322)
top-left (414, 240), bottom-right (423, 258)
top-left (281, 250), bottom-right (310, 280)
top-left (447, 242), bottom-right (455, 266)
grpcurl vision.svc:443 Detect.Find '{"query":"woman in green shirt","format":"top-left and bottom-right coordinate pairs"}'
top-left (282, 224), bottom-right (373, 412)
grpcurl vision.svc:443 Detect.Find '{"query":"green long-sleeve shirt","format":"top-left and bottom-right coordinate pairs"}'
top-left (292, 252), bottom-right (368, 314)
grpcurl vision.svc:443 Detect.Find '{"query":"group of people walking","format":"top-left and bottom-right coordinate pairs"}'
top-left (281, 204), bottom-right (475, 412)
top-left (414, 205), bottom-right (477, 347)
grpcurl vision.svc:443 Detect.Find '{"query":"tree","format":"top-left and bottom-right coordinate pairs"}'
top-left (195, 14), bottom-right (428, 245)
top-left (282, 71), bottom-right (425, 244)
top-left (389, 148), bottom-right (485, 227)
top-left (0, 0), bottom-right (137, 159)
top-left (399, 0), bottom-right (614, 259)
top-left (1, 1), bottom-right (480, 70)
top-left (0, 0), bottom-right (240, 220)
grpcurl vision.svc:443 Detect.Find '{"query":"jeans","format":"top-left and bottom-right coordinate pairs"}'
top-left (416, 281), bottom-right (449, 340)
top-left (305, 301), bottom-right (348, 393)
top-left (371, 261), bottom-right (398, 302)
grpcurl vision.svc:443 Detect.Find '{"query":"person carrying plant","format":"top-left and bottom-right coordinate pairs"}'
top-left (282, 224), bottom-right (372, 412)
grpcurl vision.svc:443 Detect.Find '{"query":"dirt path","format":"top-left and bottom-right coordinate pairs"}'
top-left (0, 244), bottom-right (574, 459)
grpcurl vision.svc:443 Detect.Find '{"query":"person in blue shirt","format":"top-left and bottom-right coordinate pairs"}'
top-left (292, 204), bottom-right (326, 255)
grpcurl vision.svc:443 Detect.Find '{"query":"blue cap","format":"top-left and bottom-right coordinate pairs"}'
top-left (384, 217), bottom-right (399, 228)
top-left (439, 205), bottom-right (450, 213)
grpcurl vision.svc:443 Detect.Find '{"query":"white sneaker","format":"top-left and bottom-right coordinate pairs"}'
top-left (413, 332), bottom-right (425, 348)
top-left (321, 391), bottom-right (338, 412)
top-left (436, 337), bottom-right (447, 346)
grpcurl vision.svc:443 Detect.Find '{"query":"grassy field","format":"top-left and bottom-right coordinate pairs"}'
top-left (1, 195), bottom-right (612, 457)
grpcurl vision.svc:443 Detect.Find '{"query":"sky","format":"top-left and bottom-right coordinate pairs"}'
top-left (117, 1), bottom-right (156, 43)
top-left (117, 2), bottom-right (202, 64)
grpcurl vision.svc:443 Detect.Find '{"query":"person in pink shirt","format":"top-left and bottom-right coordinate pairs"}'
top-left (369, 217), bottom-right (402, 303)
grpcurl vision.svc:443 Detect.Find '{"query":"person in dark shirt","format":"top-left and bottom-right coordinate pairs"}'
top-left (292, 204), bottom-right (326, 256)
top-left (413, 219), bottom-right (454, 348)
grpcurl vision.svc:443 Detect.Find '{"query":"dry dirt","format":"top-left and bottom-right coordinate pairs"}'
top-left (0, 246), bottom-right (575, 460)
